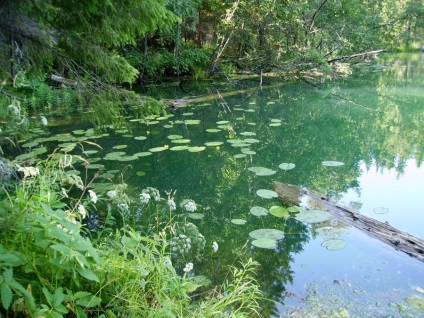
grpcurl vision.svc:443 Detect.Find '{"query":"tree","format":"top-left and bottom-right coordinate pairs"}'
top-left (0, 0), bottom-right (178, 127)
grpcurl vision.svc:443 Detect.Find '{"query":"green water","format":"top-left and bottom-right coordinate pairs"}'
top-left (44, 53), bottom-right (424, 316)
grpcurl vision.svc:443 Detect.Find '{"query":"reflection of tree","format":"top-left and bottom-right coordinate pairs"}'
top-left (47, 54), bottom-right (424, 316)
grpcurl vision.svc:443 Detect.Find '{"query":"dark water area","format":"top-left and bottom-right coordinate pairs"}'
top-left (16, 53), bottom-right (424, 316)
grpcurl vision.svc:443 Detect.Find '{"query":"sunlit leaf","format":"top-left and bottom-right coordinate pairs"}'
top-left (256, 189), bottom-right (278, 199)
top-left (249, 229), bottom-right (285, 240)
top-left (295, 209), bottom-right (331, 224)
top-left (321, 239), bottom-right (347, 250)
top-left (279, 163), bottom-right (296, 170)
top-left (231, 219), bottom-right (247, 225)
top-left (252, 239), bottom-right (277, 249)
top-left (269, 206), bottom-right (289, 218)
top-left (250, 206), bottom-right (268, 217)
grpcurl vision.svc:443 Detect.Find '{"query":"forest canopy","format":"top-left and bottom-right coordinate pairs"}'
top-left (0, 0), bottom-right (423, 126)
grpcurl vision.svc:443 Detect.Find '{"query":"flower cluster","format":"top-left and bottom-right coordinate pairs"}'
top-left (167, 198), bottom-right (176, 210)
top-left (139, 192), bottom-right (150, 204)
top-left (212, 241), bottom-right (219, 253)
top-left (61, 173), bottom-right (84, 190)
top-left (169, 223), bottom-right (206, 260)
top-left (17, 166), bottom-right (40, 178)
top-left (141, 187), bottom-right (160, 202)
top-left (183, 262), bottom-right (193, 273)
top-left (180, 199), bottom-right (197, 212)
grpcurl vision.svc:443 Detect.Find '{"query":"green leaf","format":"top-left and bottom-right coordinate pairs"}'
top-left (1, 283), bottom-right (12, 309)
top-left (269, 206), bottom-right (289, 218)
top-left (50, 244), bottom-right (71, 255)
top-left (76, 268), bottom-right (99, 283)
top-left (75, 294), bottom-right (101, 307)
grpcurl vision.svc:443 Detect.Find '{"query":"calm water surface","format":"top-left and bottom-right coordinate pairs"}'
top-left (46, 53), bottom-right (424, 316)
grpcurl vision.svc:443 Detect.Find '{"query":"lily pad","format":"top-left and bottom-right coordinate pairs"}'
top-left (250, 206), bottom-right (269, 217)
top-left (256, 189), bottom-right (279, 199)
top-left (295, 209), bottom-right (331, 224)
top-left (188, 146), bottom-right (206, 152)
top-left (136, 171), bottom-right (146, 176)
top-left (248, 166), bottom-right (276, 176)
top-left (373, 207), bottom-right (389, 214)
top-left (269, 123), bottom-right (281, 127)
top-left (205, 141), bottom-right (224, 147)
top-left (249, 229), bottom-right (285, 240)
top-left (287, 206), bottom-right (301, 213)
top-left (269, 206), bottom-right (289, 218)
top-left (134, 152), bottom-right (152, 157)
top-left (321, 239), bottom-right (347, 250)
top-left (316, 226), bottom-right (349, 238)
top-left (171, 139), bottom-right (191, 144)
top-left (167, 135), bottom-right (183, 140)
top-left (117, 155), bottom-right (139, 161)
top-left (322, 161), bottom-right (344, 166)
top-left (216, 120), bottom-right (229, 125)
top-left (113, 145), bottom-right (127, 150)
top-left (185, 119), bottom-right (201, 125)
top-left (134, 136), bottom-right (147, 141)
top-left (279, 163), bottom-right (296, 170)
top-left (240, 131), bottom-right (256, 136)
top-left (252, 239), bottom-right (277, 249)
top-left (149, 147), bottom-right (167, 152)
top-left (244, 138), bottom-right (260, 143)
top-left (170, 146), bottom-right (189, 151)
top-left (233, 154), bottom-right (247, 159)
top-left (231, 219), bottom-right (247, 225)
top-left (241, 149), bottom-right (256, 155)
top-left (206, 128), bottom-right (221, 133)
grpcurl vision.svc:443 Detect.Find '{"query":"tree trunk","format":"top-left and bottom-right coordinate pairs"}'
top-left (273, 181), bottom-right (424, 263)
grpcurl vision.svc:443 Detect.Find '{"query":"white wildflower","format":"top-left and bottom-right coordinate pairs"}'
top-left (167, 199), bottom-right (176, 210)
top-left (183, 262), bottom-right (193, 273)
top-left (141, 187), bottom-right (160, 201)
top-left (107, 190), bottom-right (117, 198)
top-left (212, 241), bottom-right (219, 253)
top-left (17, 166), bottom-right (40, 178)
top-left (88, 190), bottom-right (97, 204)
top-left (181, 199), bottom-right (197, 212)
top-left (61, 188), bottom-right (68, 198)
top-left (117, 203), bottom-right (129, 212)
top-left (139, 192), bottom-right (150, 204)
top-left (40, 116), bottom-right (48, 126)
top-left (77, 205), bottom-right (87, 219)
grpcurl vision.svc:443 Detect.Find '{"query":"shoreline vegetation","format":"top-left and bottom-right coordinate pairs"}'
top-left (0, 0), bottom-right (423, 316)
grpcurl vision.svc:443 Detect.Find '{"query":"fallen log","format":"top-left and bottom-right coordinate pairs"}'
top-left (50, 74), bottom-right (78, 87)
top-left (327, 49), bottom-right (385, 63)
top-left (273, 181), bottom-right (424, 263)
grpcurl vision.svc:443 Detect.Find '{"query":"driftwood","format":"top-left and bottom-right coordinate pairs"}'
top-left (50, 74), bottom-right (78, 87)
top-left (327, 49), bottom-right (385, 63)
top-left (273, 181), bottom-right (424, 263)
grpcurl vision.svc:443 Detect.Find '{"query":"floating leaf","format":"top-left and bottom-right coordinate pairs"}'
top-left (171, 139), bottom-right (191, 144)
top-left (82, 150), bottom-right (98, 155)
top-left (321, 239), bottom-right (347, 250)
top-left (287, 206), bottom-right (301, 213)
top-left (256, 189), bottom-right (278, 199)
top-left (136, 171), bottom-right (146, 176)
top-left (373, 207), bottom-right (389, 214)
top-left (146, 120), bottom-right (159, 125)
top-left (244, 138), bottom-right (260, 143)
top-left (322, 161), bottom-right (344, 166)
top-left (271, 119), bottom-right (282, 123)
top-left (240, 131), bottom-right (256, 136)
top-left (279, 163), bottom-right (296, 171)
top-left (231, 219), bottom-right (247, 225)
top-left (134, 136), bottom-right (147, 141)
top-left (167, 135), bottom-right (183, 140)
top-left (233, 154), bottom-right (247, 159)
top-left (269, 123), bottom-right (281, 127)
top-left (149, 147), bottom-right (167, 152)
top-left (216, 120), bottom-right (229, 125)
top-left (295, 209), bottom-right (331, 224)
top-left (248, 166), bottom-right (276, 176)
top-left (188, 146), bottom-right (206, 152)
top-left (249, 229), bottom-right (285, 240)
top-left (205, 141), bottom-right (224, 147)
top-left (134, 152), bottom-right (152, 157)
top-left (269, 206), bottom-right (289, 218)
top-left (252, 239), bottom-right (277, 249)
top-left (250, 206), bottom-right (268, 217)
top-left (206, 129), bottom-right (221, 133)
top-left (316, 226), bottom-right (349, 238)
top-left (245, 109), bottom-right (255, 113)
top-left (183, 112), bottom-right (194, 116)
top-left (185, 119), bottom-right (201, 125)
top-left (170, 146), bottom-right (189, 151)
top-left (117, 155), bottom-right (138, 161)
top-left (113, 145), bottom-right (127, 150)
top-left (241, 149), bottom-right (256, 155)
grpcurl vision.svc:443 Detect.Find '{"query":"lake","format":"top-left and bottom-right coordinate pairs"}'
top-left (23, 53), bottom-right (424, 316)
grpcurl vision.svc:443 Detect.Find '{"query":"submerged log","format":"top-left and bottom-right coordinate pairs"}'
top-left (273, 181), bottom-right (424, 263)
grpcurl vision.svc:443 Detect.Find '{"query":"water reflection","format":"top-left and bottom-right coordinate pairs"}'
top-left (38, 53), bottom-right (424, 316)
